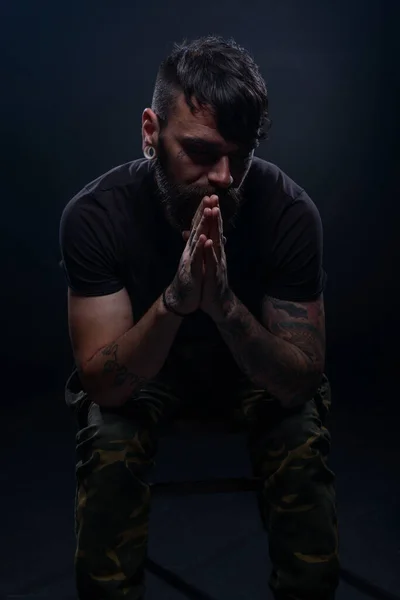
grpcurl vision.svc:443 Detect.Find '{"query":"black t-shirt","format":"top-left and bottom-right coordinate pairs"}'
top-left (59, 156), bottom-right (326, 394)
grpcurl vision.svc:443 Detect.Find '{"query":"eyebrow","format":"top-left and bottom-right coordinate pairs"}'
top-left (181, 137), bottom-right (224, 151)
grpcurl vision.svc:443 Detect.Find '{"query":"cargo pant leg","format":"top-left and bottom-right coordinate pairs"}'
top-left (241, 374), bottom-right (340, 600)
top-left (66, 375), bottom-right (181, 600)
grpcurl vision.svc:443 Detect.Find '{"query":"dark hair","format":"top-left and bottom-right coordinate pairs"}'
top-left (152, 35), bottom-right (271, 148)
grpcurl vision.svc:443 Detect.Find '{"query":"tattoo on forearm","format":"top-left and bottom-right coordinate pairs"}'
top-left (266, 297), bottom-right (325, 363)
top-left (269, 299), bottom-right (308, 318)
top-left (216, 295), bottom-right (325, 405)
top-left (101, 343), bottom-right (145, 389)
top-left (218, 308), bottom-right (309, 389)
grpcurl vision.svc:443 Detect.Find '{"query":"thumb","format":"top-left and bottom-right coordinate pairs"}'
top-left (182, 230), bottom-right (190, 242)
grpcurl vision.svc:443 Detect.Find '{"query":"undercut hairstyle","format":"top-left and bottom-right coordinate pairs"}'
top-left (151, 35), bottom-right (271, 148)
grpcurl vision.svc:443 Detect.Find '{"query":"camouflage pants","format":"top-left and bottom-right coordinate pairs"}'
top-left (65, 372), bottom-right (339, 600)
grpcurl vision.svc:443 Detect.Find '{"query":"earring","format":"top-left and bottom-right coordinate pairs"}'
top-left (144, 145), bottom-right (156, 160)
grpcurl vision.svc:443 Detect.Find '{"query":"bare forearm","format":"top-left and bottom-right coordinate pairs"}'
top-left (81, 295), bottom-right (183, 407)
top-left (214, 296), bottom-right (323, 407)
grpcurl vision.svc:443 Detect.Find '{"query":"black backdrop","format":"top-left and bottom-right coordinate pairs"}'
top-left (1, 0), bottom-right (399, 408)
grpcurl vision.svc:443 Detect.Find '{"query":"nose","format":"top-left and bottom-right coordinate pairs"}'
top-left (207, 156), bottom-right (233, 189)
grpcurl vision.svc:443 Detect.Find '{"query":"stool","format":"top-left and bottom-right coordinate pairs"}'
top-left (144, 410), bottom-right (265, 599)
top-left (146, 413), bottom-right (399, 600)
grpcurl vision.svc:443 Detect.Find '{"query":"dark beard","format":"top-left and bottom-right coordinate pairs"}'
top-left (152, 146), bottom-right (243, 233)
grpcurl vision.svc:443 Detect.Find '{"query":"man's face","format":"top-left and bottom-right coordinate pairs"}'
top-left (148, 94), bottom-right (254, 233)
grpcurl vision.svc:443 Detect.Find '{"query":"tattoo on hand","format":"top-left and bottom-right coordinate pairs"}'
top-left (101, 343), bottom-right (145, 388)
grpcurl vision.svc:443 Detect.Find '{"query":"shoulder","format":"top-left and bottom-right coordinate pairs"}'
top-left (244, 156), bottom-right (321, 225)
top-left (82, 157), bottom-right (152, 196)
top-left (245, 156), bottom-right (305, 205)
top-left (60, 157), bottom-right (152, 230)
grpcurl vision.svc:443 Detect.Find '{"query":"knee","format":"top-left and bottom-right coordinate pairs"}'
top-left (76, 404), bottom-right (157, 475)
top-left (74, 438), bottom-right (152, 543)
top-left (73, 422), bottom-right (155, 534)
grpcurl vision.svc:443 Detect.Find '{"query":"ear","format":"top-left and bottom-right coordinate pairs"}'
top-left (141, 108), bottom-right (160, 151)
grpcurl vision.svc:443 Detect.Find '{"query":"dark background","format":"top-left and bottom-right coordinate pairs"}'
top-left (1, 1), bottom-right (399, 599)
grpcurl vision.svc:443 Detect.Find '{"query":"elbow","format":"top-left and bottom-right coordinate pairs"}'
top-left (86, 386), bottom-right (129, 408)
top-left (279, 368), bottom-right (324, 409)
top-left (78, 364), bottom-right (133, 408)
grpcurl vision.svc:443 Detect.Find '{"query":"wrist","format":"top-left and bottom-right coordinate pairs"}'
top-left (162, 287), bottom-right (192, 318)
top-left (209, 288), bottom-right (237, 324)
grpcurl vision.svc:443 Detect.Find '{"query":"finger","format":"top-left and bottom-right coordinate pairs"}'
top-left (188, 202), bottom-right (204, 245)
top-left (189, 194), bottom-right (218, 244)
top-left (189, 197), bottom-right (209, 244)
top-left (191, 194), bottom-right (219, 230)
top-left (204, 239), bottom-right (217, 278)
top-left (190, 207), bottom-right (212, 252)
top-left (215, 206), bottom-right (225, 254)
top-left (182, 230), bottom-right (190, 242)
top-left (192, 233), bottom-right (206, 275)
top-left (210, 208), bottom-right (221, 258)
top-left (217, 204), bottom-right (224, 237)
top-left (208, 194), bottom-right (219, 208)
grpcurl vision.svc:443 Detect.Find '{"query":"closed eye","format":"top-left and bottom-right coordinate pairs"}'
top-left (186, 148), bottom-right (218, 165)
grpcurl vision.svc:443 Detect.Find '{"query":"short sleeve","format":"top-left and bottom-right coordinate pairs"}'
top-left (265, 191), bottom-right (327, 302)
top-left (59, 194), bottom-right (124, 297)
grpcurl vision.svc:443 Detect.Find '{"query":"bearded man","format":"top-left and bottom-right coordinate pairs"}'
top-left (60, 35), bottom-right (339, 600)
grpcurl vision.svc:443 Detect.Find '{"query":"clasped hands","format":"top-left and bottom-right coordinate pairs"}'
top-left (182, 194), bottom-right (233, 321)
